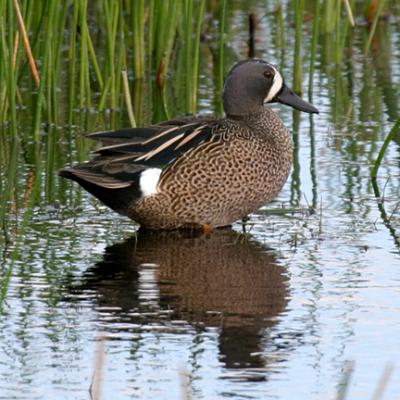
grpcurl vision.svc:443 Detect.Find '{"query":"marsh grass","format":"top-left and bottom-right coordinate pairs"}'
top-left (0, 1), bottom-right (395, 130)
top-left (308, 0), bottom-right (320, 98)
top-left (335, 361), bottom-right (395, 400)
top-left (292, 0), bottom-right (303, 94)
top-left (371, 117), bottom-right (400, 179)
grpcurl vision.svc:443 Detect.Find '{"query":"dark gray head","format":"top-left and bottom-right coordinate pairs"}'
top-left (222, 59), bottom-right (318, 116)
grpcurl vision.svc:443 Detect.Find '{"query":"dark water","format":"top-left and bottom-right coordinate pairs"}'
top-left (1, 3), bottom-right (400, 400)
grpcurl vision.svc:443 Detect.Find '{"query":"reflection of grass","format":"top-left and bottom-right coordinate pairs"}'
top-left (371, 179), bottom-right (400, 252)
top-left (86, 344), bottom-right (395, 400)
top-left (89, 335), bottom-right (106, 400)
top-left (336, 360), bottom-right (354, 400)
top-left (371, 363), bottom-right (395, 400)
top-left (371, 118), bottom-right (400, 252)
top-left (336, 361), bottom-right (394, 400)
top-left (257, 206), bottom-right (312, 216)
top-left (88, 337), bottom-right (195, 400)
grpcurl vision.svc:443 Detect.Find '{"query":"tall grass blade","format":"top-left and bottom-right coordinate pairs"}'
top-left (293, 0), bottom-right (303, 94)
top-left (79, 0), bottom-right (91, 110)
top-left (290, 111), bottom-right (301, 205)
top-left (4, 0), bottom-right (17, 137)
top-left (308, 0), bottom-right (320, 98)
top-left (122, 70), bottom-right (136, 127)
top-left (155, 2), bottom-right (180, 90)
top-left (189, 0), bottom-right (205, 113)
top-left (333, 0), bottom-right (341, 64)
top-left (321, 0), bottom-right (336, 33)
top-left (216, 0), bottom-right (227, 115)
top-left (13, 0), bottom-right (39, 86)
top-left (275, 1), bottom-right (285, 65)
top-left (364, 0), bottom-right (387, 56)
top-left (183, 0), bottom-right (193, 110)
top-left (371, 117), bottom-right (400, 179)
top-left (0, 137), bottom-right (19, 235)
top-left (33, 0), bottom-right (56, 140)
top-left (87, 31), bottom-right (104, 91)
top-left (132, 0), bottom-right (145, 79)
top-left (343, 0), bottom-right (355, 27)
top-left (67, 2), bottom-right (79, 125)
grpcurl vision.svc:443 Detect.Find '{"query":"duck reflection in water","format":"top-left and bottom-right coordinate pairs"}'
top-left (68, 229), bottom-right (289, 370)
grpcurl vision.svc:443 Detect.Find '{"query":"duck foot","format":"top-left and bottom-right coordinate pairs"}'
top-left (201, 224), bottom-right (214, 234)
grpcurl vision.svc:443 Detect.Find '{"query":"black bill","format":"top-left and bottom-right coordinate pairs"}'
top-left (276, 84), bottom-right (319, 114)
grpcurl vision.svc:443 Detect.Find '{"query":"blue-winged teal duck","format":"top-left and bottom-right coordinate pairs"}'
top-left (60, 59), bottom-right (318, 230)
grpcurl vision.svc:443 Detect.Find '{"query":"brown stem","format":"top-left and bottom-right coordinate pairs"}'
top-left (12, 0), bottom-right (40, 87)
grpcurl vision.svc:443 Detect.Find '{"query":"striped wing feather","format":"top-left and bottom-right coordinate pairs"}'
top-left (90, 119), bottom-right (217, 169)
top-left (60, 117), bottom-right (219, 191)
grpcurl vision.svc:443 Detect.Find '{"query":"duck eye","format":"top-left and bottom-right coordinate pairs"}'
top-left (263, 70), bottom-right (273, 79)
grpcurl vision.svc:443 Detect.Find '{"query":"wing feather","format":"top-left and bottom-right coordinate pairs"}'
top-left (61, 116), bottom-right (221, 192)
top-left (174, 124), bottom-right (208, 150)
top-left (135, 133), bottom-right (185, 161)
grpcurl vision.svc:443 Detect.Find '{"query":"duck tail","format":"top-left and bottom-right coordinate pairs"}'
top-left (59, 166), bottom-right (142, 216)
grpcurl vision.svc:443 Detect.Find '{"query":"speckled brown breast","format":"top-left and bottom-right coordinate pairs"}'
top-left (129, 108), bottom-right (293, 229)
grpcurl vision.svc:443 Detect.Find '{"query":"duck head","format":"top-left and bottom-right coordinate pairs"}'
top-left (223, 59), bottom-right (319, 116)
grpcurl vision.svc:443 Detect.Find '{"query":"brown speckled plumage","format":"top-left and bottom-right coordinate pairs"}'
top-left (130, 110), bottom-right (292, 228)
top-left (59, 59), bottom-right (318, 230)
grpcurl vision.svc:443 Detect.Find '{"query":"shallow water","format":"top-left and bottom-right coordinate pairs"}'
top-left (1, 3), bottom-right (400, 400)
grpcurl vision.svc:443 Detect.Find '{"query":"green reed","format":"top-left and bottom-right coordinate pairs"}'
top-left (152, 1), bottom-right (180, 89)
top-left (215, 0), bottom-right (227, 115)
top-left (290, 110), bottom-right (301, 206)
top-left (1, 0), bottom-right (17, 137)
top-left (292, 0), bottom-right (303, 94)
top-left (0, 137), bottom-right (19, 236)
top-left (132, 0), bottom-right (145, 79)
top-left (321, 0), bottom-right (336, 34)
top-left (67, 3), bottom-right (79, 125)
top-left (2, 0), bottom-right (394, 135)
top-left (122, 69), bottom-right (136, 127)
top-left (183, 1), bottom-right (193, 108)
top-left (33, 0), bottom-right (57, 139)
top-left (272, 1), bottom-right (285, 65)
top-left (364, 0), bottom-right (387, 56)
top-left (308, 0), bottom-right (320, 98)
top-left (371, 117), bottom-right (400, 179)
top-left (188, 0), bottom-right (206, 112)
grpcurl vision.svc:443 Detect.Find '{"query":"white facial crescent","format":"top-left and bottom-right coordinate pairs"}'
top-left (264, 66), bottom-right (283, 103)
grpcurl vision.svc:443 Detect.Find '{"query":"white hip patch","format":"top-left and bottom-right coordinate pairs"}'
top-left (139, 168), bottom-right (162, 197)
